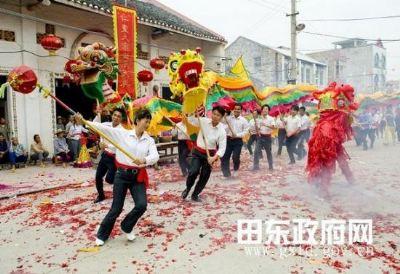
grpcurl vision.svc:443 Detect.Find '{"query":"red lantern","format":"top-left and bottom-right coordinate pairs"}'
top-left (137, 70), bottom-right (153, 86)
top-left (7, 65), bottom-right (38, 94)
top-left (150, 58), bottom-right (165, 73)
top-left (40, 34), bottom-right (63, 56)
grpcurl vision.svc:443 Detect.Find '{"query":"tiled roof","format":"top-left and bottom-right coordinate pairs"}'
top-left (55, 0), bottom-right (226, 43)
top-left (227, 36), bottom-right (326, 66)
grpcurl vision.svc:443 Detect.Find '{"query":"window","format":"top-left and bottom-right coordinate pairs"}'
top-left (45, 24), bottom-right (55, 34)
top-left (335, 60), bottom-right (340, 78)
top-left (0, 30), bottom-right (16, 42)
top-left (374, 53), bottom-right (380, 68)
top-left (137, 44), bottom-right (149, 60)
top-left (283, 59), bottom-right (290, 80)
top-left (306, 67), bottom-right (311, 83)
top-left (381, 74), bottom-right (386, 86)
top-left (254, 57), bottom-right (261, 68)
top-left (319, 69), bottom-right (324, 85)
top-left (381, 54), bottom-right (386, 69)
top-left (374, 74), bottom-right (379, 90)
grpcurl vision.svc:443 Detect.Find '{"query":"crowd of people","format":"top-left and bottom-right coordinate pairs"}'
top-left (0, 113), bottom-right (103, 171)
top-left (354, 106), bottom-right (400, 150)
top-left (1, 102), bottom-right (400, 246)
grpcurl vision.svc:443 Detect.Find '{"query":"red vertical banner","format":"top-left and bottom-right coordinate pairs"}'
top-left (113, 5), bottom-right (137, 98)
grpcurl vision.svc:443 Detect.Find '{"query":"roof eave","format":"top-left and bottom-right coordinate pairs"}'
top-left (53, 0), bottom-right (226, 44)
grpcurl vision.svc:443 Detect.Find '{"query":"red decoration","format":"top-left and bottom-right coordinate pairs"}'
top-left (40, 34), bottom-right (63, 56)
top-left (150, 58), bottom-right (166, 72)
top-left (7, 65), bottom-right (38, 94)
top-left (137, 70), bottom-right (153, 86)
top-left (62, 75), bottom-right (71, 85)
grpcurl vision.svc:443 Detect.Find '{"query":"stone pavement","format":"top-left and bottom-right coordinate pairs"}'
top-left (0, 139), bottom-right (399, 274)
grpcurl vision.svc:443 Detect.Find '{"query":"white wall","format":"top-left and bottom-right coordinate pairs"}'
top-left (0, 7), bottom-right (225, 153)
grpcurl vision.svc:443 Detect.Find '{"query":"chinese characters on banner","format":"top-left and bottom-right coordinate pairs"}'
top-left (113, 5), bottom-right (137, 98)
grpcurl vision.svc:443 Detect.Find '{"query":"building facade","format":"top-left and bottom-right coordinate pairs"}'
top-left (225, 36), bottom-right (327, 89)
top-left (308, 38), bottom-right (387, 95)
top-left (0, 0), bottom-right (226, 153)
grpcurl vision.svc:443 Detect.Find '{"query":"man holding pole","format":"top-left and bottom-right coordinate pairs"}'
top-left (172, 121), bottom-right (191, 177)
top-left (93, 108), bottom-right (124, 203)
top-left (181, 106), bottom-right (226, 202)
top-left (253, 105), bottom-right (275, 171)
top-left (221, 104), bottom-right (249, 178)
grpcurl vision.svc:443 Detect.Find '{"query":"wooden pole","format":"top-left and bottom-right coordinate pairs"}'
top-left (224, 116), bottom-right (235, 137)
top-left (164, 116), bottom-right (190, 139)
top-left (196, 110), bottom-right (210, 159)
top-left (37, 84), bottom-right (141, 163)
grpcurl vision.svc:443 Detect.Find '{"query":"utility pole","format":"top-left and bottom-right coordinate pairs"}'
top-left (287, 0), bottom-right (299, 84)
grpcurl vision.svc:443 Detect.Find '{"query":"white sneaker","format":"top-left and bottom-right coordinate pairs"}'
top-left (95, 238), bottom-right (104, 246)
top-left (232, 171), bottom-right (237, 177)
top-left (123, 229), bottom-right (136, 241)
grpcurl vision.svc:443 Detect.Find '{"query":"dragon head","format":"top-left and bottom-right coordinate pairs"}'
top-left (168, 48), bottom-right (213, 113)
top-left (65, 42), bottom-right (119, 104)
top-left (313, 82), bottom-right (358, 113)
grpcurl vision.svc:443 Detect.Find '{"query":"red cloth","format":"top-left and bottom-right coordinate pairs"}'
top-left (193, 144), bottom-right (216, 156)
top-left (115, 161), bottom-right (149, 188)
top-left (306, 110), bottom-right (353, 188)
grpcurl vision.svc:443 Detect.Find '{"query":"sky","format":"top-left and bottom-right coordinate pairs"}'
top-left (157, 0), bottom-right (400, 80)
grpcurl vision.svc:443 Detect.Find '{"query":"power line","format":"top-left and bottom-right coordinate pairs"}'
top-left (302, 31), bottom-right (400, 42)
top-left (301, 14), bottom-right (400, 22)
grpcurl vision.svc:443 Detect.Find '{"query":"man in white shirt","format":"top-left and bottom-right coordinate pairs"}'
top-left (296, 106), bottom-right (312, 160)
top-left (284, 105), bottom-right (302, 164)
top-left (221, 104), bottom-right (249, 178)
top-left (275, 113), bottom-right (286, 156)
top-left (82, 109), bottom-right (159, 246)
top-left (247, 110), bottom-right (260, 156)
top-left (182, 106), bottom-right (227, 202)
top-left (93, 108), bottom-right (123, 203)
top-left (172, 121), bottom-right (191, 176)
top-left (253, 104), bottom-right (275, 170)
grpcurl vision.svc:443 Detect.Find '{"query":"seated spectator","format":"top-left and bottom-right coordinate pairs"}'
top-left (9, 137), bottom-right (28, 170)
top-left (0, 117), bottom-right (9, 141)
top-left (54, 129), bottom-right (72, 167)
top-left (0, 133), bottom-right (9, 166)
top-left (56, 116), bottom-right (65, 131)
top-left (30, 134), bottom-right (49, 167)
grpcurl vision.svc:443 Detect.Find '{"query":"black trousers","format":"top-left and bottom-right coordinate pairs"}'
top-left (286, 134), bottom-right (299, 163)
top-left (97, 170), bottom-right (147, 241)
top-left (247, 134), bottom-right (257, 155)
top-left (397, 127), bottom-right (400, 142)
top-left (221, 138), bottom-right (243, 177)
top-left (178, 140), bottom-right (190, 176)
top-left (186, 150), bottom-right (212, 198)
top-left (254, 135), bottom-right (273, 169)
top-left (360, 128), bottom-right (375, 150)
top-left (277, 129), bottom-right (286, 155)
top-left (95, 152), bottom-right (117, 197)
top-left (297, 129), bottom-right (310, 159)
top-left (368, 128), bottom-right (376, 148)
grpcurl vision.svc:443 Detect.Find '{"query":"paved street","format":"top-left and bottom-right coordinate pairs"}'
top-left (0, 139), bottom-right (399, 274)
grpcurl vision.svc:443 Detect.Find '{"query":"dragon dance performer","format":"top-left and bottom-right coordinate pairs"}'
top-left (221, 104), bottom-right (249, 178)
top-left (181, 106), bottom-right (227, 202)
top-left (306, 82), bottom-right (358, 198)
top-left (92, 108), bottom-right (123, 203)
top-left (253, 105), bottom-right (275, 171)
top-left (77, 109), bottom-right (159, 246)
top-left (247, 109), bottom-right (260, 156)
top-left (173, 121), bottom-right (192, 177)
